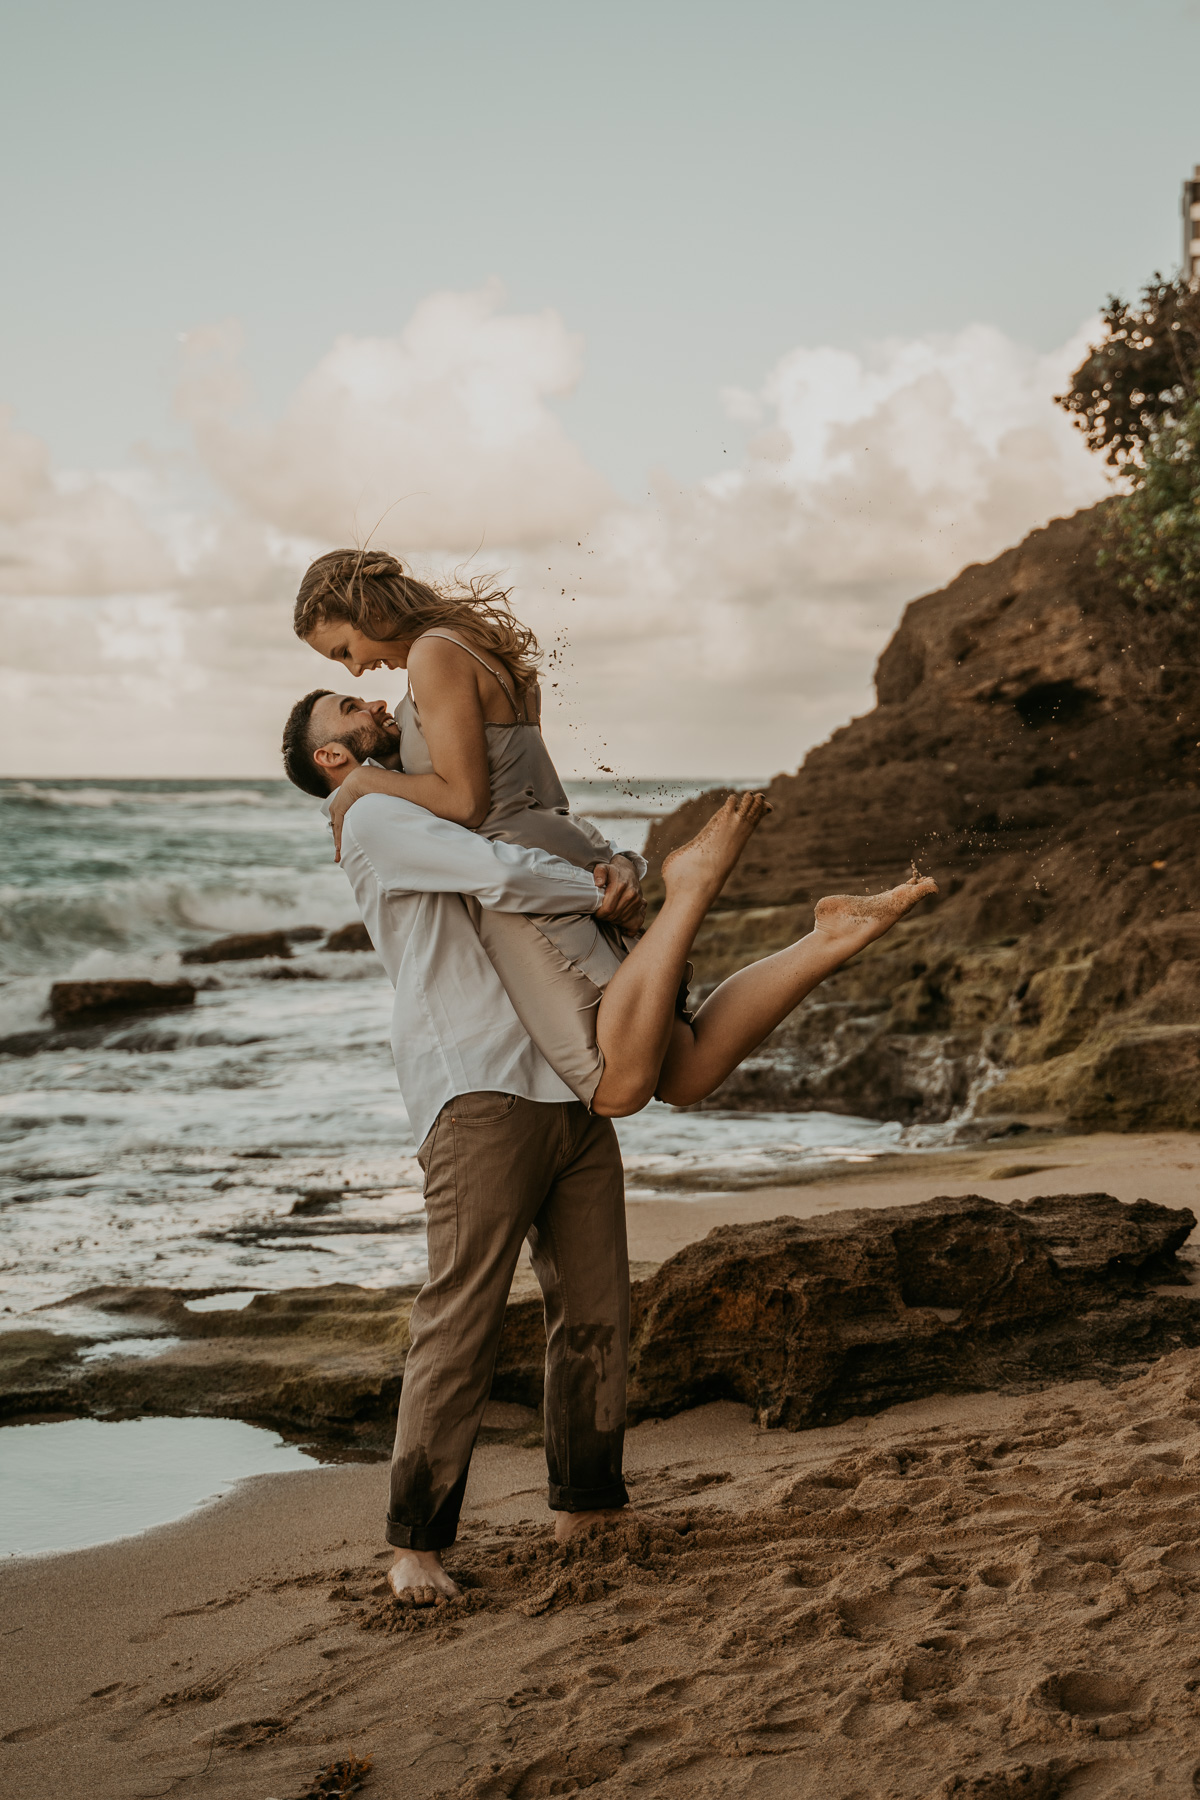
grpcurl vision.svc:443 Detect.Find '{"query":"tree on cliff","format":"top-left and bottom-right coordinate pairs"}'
top-left (1057, 275), bottom-right (1200, 466)
top-left (1059, 274), bottom-right (1200, 613)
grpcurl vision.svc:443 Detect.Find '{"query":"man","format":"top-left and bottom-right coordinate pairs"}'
top-left (282, 687), bottom-right (645, 1606)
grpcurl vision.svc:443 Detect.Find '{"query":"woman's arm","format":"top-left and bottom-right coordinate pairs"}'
top-left (328, 639), bottom-right (493, 857)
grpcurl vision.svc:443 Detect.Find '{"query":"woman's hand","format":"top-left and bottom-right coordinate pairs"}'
top-left (328, 766), bottom-right (374, 862)
top-left (592, 856), bottom-right (646, 932)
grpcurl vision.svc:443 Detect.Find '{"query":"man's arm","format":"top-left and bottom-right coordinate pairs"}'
top-left (558, 809), bottom-right (648, 882)
top-left (343, 792), bottom-right (603, 917)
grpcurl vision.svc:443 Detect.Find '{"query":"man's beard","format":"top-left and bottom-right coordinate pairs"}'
top-left (337, 718), bottom-right (398, 764)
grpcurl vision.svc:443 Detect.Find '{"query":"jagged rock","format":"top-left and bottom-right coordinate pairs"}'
top-left (48, 979), bottom-right (195, 1025)
top-left (647, 507), bottom-right (1200, 1126)
top-left (983, 1023), bottom-right (1200, 1131)
top-left (625, 1192), bottom-right (1198, 1429)
top-left (181, 930), bottom-right (294, 963)
top-left (324, 921), bottom-right (374, 953)
top-left (4, 1197), bottom-right (1196, 1447)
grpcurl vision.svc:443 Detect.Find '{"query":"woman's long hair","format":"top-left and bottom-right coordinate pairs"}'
top-left (293, 549), bottom-right (541, 690)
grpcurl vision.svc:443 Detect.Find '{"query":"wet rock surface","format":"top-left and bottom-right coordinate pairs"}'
top-left (180, 929), bottom-right (297, 963)
top-left (627, 1192), bottom-right (1199, 1430)
top-left (646, 506), bottom-right (1200, 1127)
top-left (47, 978), bottom-right (196, 1025)
top-left (5, 1195), bottom-right (1196, 1450)
top-left (324, 920), bottom-right (373, 953)
top-left (179, 924), bottom-right (364, 962)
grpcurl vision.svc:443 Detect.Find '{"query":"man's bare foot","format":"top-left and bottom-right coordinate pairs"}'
top-left (813, 870), bottom-right (939, 957)
top-left (388, 1548), bottom-right (461, 1606)
top-left (554, 1508), bottom-right (628, 1544)
top-left (661, 792), bottom-right (771, 905)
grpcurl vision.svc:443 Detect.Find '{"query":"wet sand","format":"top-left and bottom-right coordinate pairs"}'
top-left (4, 1131), bottom-right (1200, 1800)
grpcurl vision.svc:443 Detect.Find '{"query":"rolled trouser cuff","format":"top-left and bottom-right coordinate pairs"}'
top-left (386, 1518), bottom-right (459, 1551)
top-left (547, 1479), bottom-right (630, 1513)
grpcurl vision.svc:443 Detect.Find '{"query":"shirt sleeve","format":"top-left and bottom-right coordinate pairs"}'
top-left (561, 812), bottom-right (648, 880)
top-left (343, 793), bottom-right (601, 915)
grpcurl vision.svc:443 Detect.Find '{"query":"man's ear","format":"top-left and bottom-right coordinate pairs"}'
top-left (313, 742), bottom-right (358, 783)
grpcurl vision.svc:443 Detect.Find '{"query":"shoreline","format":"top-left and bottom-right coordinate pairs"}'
top-left (624, 1126), bottom-right (1200, 1261)
top-left (4, 1129), bottom-right (1197, 1455)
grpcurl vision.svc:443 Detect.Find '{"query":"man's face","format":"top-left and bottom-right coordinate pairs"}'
top-left (309, 693), bottom-right (400, 767)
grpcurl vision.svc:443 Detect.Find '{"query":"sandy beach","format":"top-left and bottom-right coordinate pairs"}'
top-left (623, 1128), bottom-right (1200, 1263)
top-left (4, 1133), bottom-right (1200, 1800)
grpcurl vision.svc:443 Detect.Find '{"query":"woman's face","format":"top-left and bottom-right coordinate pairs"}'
top-left (305, 619), bottom-right (411, 678)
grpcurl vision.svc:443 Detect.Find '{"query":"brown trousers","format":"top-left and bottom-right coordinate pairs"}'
top-left (387, 1092), bottom-right (630, 1551)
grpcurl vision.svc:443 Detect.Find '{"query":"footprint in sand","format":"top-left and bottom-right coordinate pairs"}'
top-left (899, 1646), bottom-right (961, 1702)
top-left (1019, 1669), bottom-right (1151, 1738)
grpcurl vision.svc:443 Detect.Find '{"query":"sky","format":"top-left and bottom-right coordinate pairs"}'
top-left (2, 0), bottom-right (1198, 780)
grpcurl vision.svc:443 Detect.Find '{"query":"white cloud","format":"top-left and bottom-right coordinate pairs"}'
top-left (0, 297), bottom-right (1114, 779)
top-left (514, 320), bottom-right (1111, 776)
top-left (0, 407), bottom-right (174, 597)
top-left (177, 283), bottom-right (615, 550)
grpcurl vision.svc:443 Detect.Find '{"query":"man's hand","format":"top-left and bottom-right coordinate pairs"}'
top-left (592, 855), bottom-right (646, 932)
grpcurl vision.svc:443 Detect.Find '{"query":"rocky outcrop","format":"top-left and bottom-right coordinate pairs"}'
top-left (647, 507), bottom-right (1200, 1127)
top-left (181, 929), bottom-right (296, 963)
top-left (48, 978), bottom-right (195, 1025)
top-left (178, 923), bottom-right (374, 961)
top-left (324, 921), bottom-right (373, 953)
top-left (5, 1196), bottom-right (1196, 1448)
top-left (626, 1192), bottom-right (1198, 1429)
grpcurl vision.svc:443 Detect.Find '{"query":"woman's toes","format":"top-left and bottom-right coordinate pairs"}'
top-left (732, 790), bottom-right (767, 829)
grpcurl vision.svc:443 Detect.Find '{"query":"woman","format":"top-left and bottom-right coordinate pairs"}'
top-left (295, 548), bottom-right (937, 1117)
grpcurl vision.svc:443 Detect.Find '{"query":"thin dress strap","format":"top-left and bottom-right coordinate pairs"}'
top-left (417, 631), bottom-right (527, 723)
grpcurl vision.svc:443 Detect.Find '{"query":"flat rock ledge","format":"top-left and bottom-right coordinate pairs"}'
top-left (4, 1194), bottom-right (1197, 1452)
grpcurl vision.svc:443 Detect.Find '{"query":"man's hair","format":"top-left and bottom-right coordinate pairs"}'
top-left (282, 689), bottom-right (334, 797)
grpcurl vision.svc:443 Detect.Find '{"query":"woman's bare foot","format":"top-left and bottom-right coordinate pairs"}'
top-left (554, 1508), bottom-right (628, 1544)
top-left (813, 870), bottom-right (939, 957)
top-left (388, 1548), bottom-right (461, 1606)
top-left (661, 793), bottom-right (771, 905)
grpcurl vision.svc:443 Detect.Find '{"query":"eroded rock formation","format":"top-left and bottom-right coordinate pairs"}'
top-left (5, 1195), bottom-right (1196, 1448)
top-left (625, 1192), bottom-right (1198, 1429)
top-left (646, 506), bottom-right (1200, 1127)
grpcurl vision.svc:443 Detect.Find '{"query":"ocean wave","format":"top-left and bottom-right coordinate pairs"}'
top-left (0, 871), bottom-right (353, 976)
top-left (3, 782), bottom-right (275, 810)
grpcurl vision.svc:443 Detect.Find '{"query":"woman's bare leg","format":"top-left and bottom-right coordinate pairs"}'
top-left (655, 872), bottom-right (939, 1107)
top-left (590, 793), bottom-right (770, 1117)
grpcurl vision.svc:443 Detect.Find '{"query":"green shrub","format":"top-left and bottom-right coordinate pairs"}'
top-left (1101, 403), bottom-right (1200, 615)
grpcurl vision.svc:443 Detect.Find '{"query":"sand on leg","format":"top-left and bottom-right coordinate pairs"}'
top-left (655, 871), bottom-right (938, 1107)
top-left (590, 793), bottom-right (771, 1117)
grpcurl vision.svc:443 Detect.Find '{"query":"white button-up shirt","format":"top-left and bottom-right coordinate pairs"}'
top-left (329, 791), bottom-right (605, 1146)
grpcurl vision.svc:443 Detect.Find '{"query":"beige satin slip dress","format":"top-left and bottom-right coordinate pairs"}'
top-left (396, 633), bottom-right (628, 1105)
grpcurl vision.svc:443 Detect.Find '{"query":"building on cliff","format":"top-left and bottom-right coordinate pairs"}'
top-left (1183, 164), bottom-right (1200, 280)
